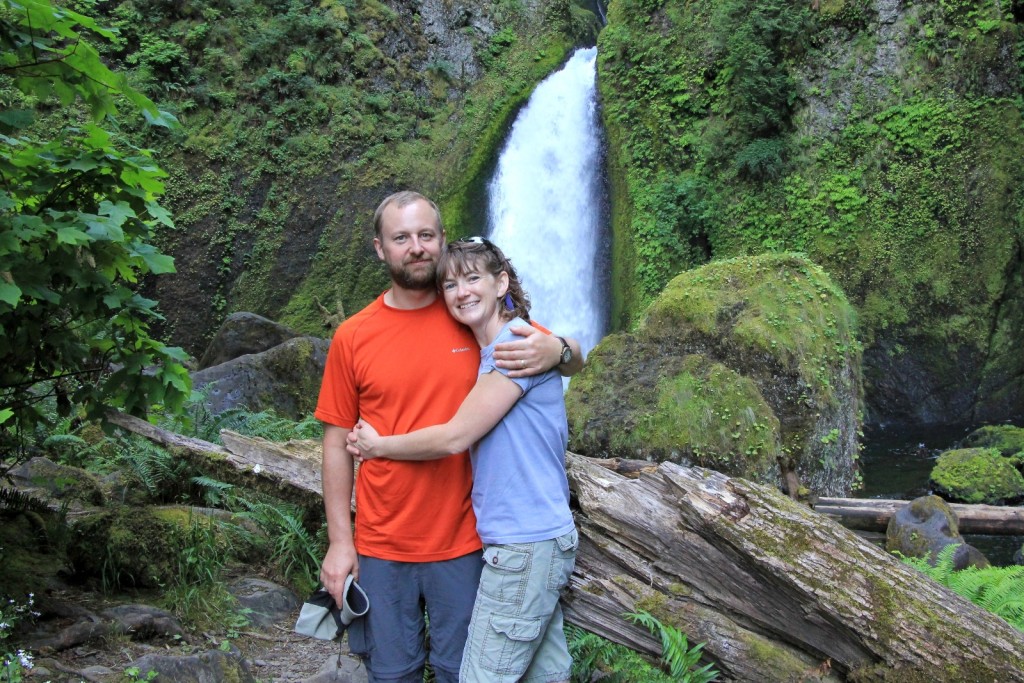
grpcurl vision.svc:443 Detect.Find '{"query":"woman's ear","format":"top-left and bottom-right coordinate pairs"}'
top-left (496, 271), bottom-right (509, 298)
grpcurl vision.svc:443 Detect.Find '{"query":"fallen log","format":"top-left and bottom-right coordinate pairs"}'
top-left (563, 452), bottom-right (1024, 682)
top-left (814, 497), bottom-right (1024, 535)
top-left (110, 418), bottom-right (1024, 681)
top-left (105, 410), bottom-right (329, 511)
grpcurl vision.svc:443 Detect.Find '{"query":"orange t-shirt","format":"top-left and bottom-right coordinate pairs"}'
top-left (314, 294), bottom-right (481, 562)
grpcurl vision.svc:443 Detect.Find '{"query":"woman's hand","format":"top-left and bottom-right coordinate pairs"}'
top-left (346, 420), bottom-right (383, 460)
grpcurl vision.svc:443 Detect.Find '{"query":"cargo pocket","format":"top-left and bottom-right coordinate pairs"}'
top-left (547, 529), bottom-right (579, 590)
top-left (480, 544), bottom-right (531, 604)
top-left (481, 613), bottom-right (543, 676)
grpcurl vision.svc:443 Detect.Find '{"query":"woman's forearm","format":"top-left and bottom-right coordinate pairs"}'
top-left (376, 425), bottom-right (471, 460)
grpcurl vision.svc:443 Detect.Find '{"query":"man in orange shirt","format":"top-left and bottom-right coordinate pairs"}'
top-left (314, 191), bottom-right (582, 682)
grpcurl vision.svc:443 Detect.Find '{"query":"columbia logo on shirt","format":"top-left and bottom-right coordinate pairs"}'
top-left (452, 347), bottom-right (473, 353)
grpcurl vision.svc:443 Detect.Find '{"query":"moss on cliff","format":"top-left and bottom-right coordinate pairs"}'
top-left (597, 0), bottom-right (1024, 423)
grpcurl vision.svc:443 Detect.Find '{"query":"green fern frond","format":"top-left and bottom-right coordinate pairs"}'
top-left (626, 610), bottom-right (719, 682)
top-left (898, 545), bottom-right (1024, 631)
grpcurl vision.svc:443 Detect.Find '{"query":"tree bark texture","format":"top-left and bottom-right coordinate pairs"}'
top-left (563, 452), bottom-right (1024, 682)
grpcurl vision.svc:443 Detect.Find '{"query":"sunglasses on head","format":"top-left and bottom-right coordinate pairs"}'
top-left (454, 236), bottom-right (496, 248)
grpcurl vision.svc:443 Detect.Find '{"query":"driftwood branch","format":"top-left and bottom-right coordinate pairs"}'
top-left (814, 497), bottom-right (1024, 535)
top-left (105, 410), bottom-right (327, 510)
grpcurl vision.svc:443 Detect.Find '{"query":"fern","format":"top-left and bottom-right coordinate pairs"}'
top-left (170, 397), bottom-right (321, 444)
top-left (117, 436), bottom-right (196, 501)
top-left (567, 613), bottom-right (719, 683)
top-left (627, 610), bottom-right (719, 683)
top-left (192, 476), bottom-right (236, 507)
top-left (567, 623), bottom-right (673, 682)
top-left (900, 545), bottom-right (1024, 631)
top-left (230, 497), bottom-right (324, 594)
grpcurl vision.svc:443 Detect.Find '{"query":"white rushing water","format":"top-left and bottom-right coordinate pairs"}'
top-left (487, 47), bottom-right (608, 366)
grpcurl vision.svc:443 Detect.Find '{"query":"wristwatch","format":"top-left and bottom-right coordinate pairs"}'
top-left (557, 336), bottom-right (573, 365)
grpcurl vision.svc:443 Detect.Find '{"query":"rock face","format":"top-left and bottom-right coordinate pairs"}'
top-left (566, 253), bottom-right (862, 497)
top-left (192, 336), bottom-right (330, 419)
top-left (885, 495), bottom-right (989, 570)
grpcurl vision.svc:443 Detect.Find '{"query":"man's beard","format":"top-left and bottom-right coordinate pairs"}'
top-left (388, 259), bottom-right (436, 290)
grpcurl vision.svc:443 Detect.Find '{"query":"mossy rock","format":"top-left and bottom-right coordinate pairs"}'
top-left (884, 495), bottom-right (989, 570)
top-left (960, 424), bottom-right (1024, 459)
top-left (66, 506), bottom-right (231, 589)
top-left (9, 457), bottom-right (105, 507)
top-left (929, 447), bottom-right (1024, 505)
top-left (567, 253), bottom-right (863, 496)
top-left (190, 336), bottom-right (330, 419)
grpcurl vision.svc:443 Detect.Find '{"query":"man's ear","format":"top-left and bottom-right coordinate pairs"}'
top-left (373, 237), bottom-right (384, 261)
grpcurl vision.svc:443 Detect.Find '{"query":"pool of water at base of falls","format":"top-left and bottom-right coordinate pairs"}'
top-left (857, 422), bottom-right (1022, 566)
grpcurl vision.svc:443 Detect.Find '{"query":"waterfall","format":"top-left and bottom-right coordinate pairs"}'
top-left (486, 47), bottom-right (608, 368)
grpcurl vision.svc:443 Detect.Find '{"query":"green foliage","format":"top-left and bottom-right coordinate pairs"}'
top-left (0, 0), bottom-right (189, 464)
top-left (567, 624), bottom-right (676, 682)
top-left (711, 1), bottom-right (812, 140)
top-left (231, 497), bottom-right (324, 595)
top-left (626, 610), bottom-right (718, 682)
top-left (734, 137), bottom-right (785, 181)
top-left (566, 612), bottom-right (718, 682)
top-left (117, 435), bottom-right (197, 501)
top-left (161, 514), bottom-right (247, 629)
top-left (900, 545), bottom-right (1024, 631)
top-left (170, 395), bottom-right (322, 444)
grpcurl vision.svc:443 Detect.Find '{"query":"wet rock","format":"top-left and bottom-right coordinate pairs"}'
top-left (301, 651), bottom-right (369, 682)
top-left (101, 604), bottom-right (186, 641)
top-left (885, 495), bottom-right (989, 570)
top-left (128, 644), bottom-right (256, 683)
top-left (9, 457), bottom-right (105, 507)
top-left (228, 578), bottom-right (301, 628)
top-left (191, 336), bottom-right (330, 419)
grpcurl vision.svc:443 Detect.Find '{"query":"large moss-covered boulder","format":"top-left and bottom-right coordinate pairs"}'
top-left (197, 312), bottom-right (301, 370)
top-left (567, 253), bottom-right (862, 496)
top-left (929, 447), bottom-right (1024, 505)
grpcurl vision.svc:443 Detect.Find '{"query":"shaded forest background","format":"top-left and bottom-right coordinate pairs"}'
top-left (12, 0), bottom-right (1024, 428)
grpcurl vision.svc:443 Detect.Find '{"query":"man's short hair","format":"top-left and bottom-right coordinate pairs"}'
top-left (373, 191), bottom-right (444, 239)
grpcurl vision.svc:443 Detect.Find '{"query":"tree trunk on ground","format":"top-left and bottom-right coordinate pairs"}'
top-left (105, 411), bottom-right (328, 511)
top-left (564, 452), bottom-right (1024, 682)
top-left (108, 415), bottom-right (1024, 681)
top-left (813, 497), bottom-right (1024, 534)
